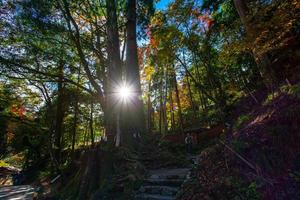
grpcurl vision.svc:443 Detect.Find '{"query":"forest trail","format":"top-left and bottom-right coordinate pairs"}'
top-left (135, 156), bottom-right (197, 200)
top-left (0, 185), bottom-right (36, 200)
top-left (0, 0), bottom-right (299, 199)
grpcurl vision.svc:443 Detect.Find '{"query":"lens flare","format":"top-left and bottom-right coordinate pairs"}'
top-left (118, 85), bottom-right (131, 100)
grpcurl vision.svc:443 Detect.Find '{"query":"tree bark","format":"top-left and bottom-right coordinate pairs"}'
top-left (71, 67), bottom-right (80, 157)
top-left (90, 100), bottom-right (94, 146)
top-left (147, 81), bottom-right (153, 133)
top-left (124, 0), bottom-right (146, 145)
top-left (105, 0), bottom-right (122, 145)
top-left (172, 68), bottom-right (184, 133)
top-left (159, 75), bottom-right (163, 135)
top-left (233, 0), bottom-right (249, 30)
top-left (54, 61), bottom-right (66, 164)
top-left (169, 90), bottom-right (175, 132)
top-left (115, 113), bottom-right (121, 147)
top-left (186, 76), bottom-right (197, 121)
top-left (83, 124), bottom-right (88, 146)
top-left (163, 68), bottom-right (168, 134)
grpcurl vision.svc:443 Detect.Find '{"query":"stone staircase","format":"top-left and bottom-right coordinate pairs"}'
top-left (135, 156), bottom-right (198, 200)
top-left (0, 185), bottom-right (36, 200)
top-left (135, 168), bottom-right (189, 200)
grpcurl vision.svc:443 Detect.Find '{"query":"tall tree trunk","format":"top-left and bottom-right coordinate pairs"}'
top-left (71, 102), bottom-right (78, 155)
top-left (186, 76), bottom-right (197, 121)
top-left (147, 81), bottom-right (153, 133)
top-left (163, 71), bottom-right (168, 135)
top-left (169, 90), bottom-right (175, 132)
top-left (90, 100), bottom-right (94, 146)
top-left (71, 66), bottom-right (80, 157)
top-left (124, 0), bottom-right (146, 145)
top-left (0, 121), bottom-right (7, 155)
top-left (172, 69), bottom-right (184, 133)
top-left (115, 113), bottom-right (121, 147)
top-left (106, 0), bottom-right (122, 145)
top-left (233, 0), bottom-right (249, 30)
top-left (83, 124), bottom-right (88, 146)
top-left (54, 61), bottom-right (66, 164)
top-left (159, 76), bottom-right (163, 135)
top-left (163, 105), bottom-right (167, 135)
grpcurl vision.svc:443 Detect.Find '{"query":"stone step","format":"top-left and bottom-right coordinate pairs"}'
top-left (135, 193), bottom-right (176, 200)
top-left (149, 174), bottom-right (186, 180)
top-left (2, 191), bottom-right (35, 200)
top-left (148, 168), bottom-right (190, 177)
top-left (135, 167), bottom-right (191, 199)
top-left (144, 178), bottom-right (184, 187)
top-left (0, 185), bottom-right (36, 200)
top-left (138, 185), bottom-right (179, 196)
top-left (148, 168), bottom-right (189, 181)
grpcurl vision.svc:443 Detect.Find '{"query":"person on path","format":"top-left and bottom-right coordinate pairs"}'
top-left (185, 133), bottom-right (193, 154)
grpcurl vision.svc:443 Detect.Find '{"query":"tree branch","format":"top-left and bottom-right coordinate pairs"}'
top-left (175, 54), bottom-right (217, 103)
top-left (0, 56), bottom-right (94, 94)
top-left (60, 0), bottom-right (105, 107)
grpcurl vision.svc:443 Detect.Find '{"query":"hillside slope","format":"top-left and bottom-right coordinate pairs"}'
top-left (178, 84), bottom-right (300, 200)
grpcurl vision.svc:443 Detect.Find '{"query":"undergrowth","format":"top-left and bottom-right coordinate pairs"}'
top-left (234, 114), bottom-right (251, 130)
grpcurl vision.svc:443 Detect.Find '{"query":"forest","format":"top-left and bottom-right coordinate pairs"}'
top-left (0, 0), bottom-right (299, 199)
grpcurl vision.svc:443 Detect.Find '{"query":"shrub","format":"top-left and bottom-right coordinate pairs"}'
top-left (233, 178), bottom-right (261, 200)
top-left (232, 139), bottom-right (248, 153)
top-left (234, 114), bottom-right (251, 130)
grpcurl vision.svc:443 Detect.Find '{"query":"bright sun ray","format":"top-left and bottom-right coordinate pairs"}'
top-left (117, 85), bottom-right (131, 100)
